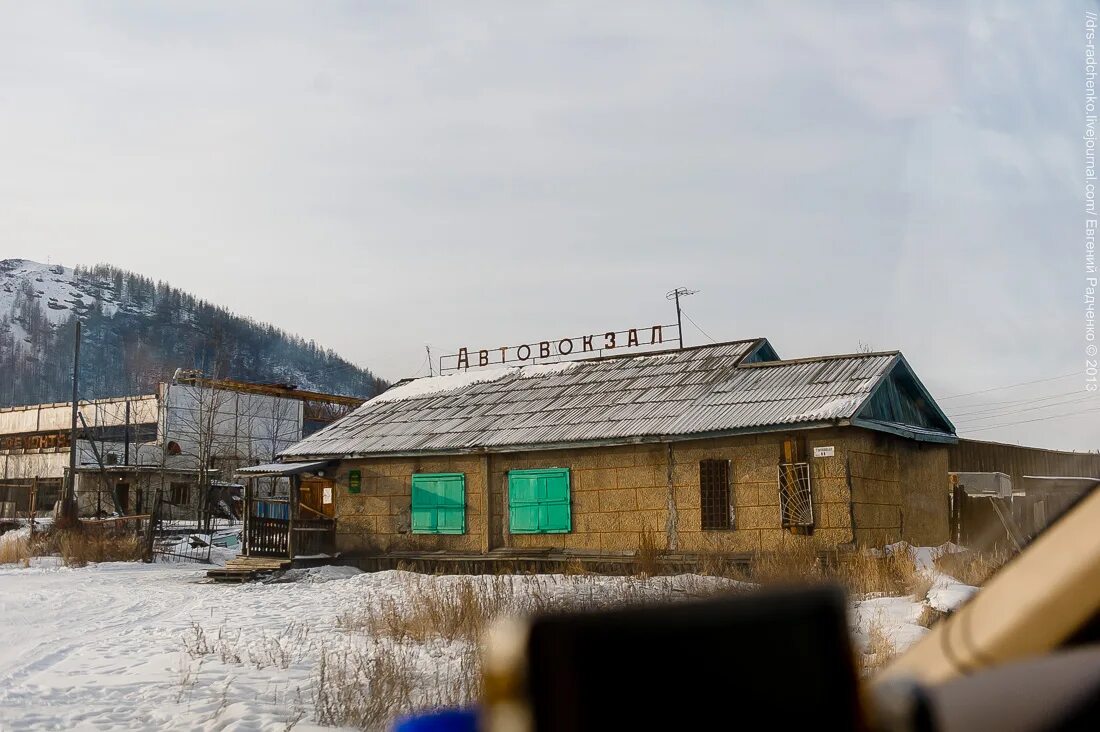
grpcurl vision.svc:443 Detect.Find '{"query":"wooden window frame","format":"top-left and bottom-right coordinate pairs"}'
top-left (169, 482), bottom-right (191, 506)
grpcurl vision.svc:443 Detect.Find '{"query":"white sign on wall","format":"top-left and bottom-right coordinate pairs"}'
top-left (813, 446), bottom-right (835, 458)
top-left (323, 486), bottom-right (333, 505)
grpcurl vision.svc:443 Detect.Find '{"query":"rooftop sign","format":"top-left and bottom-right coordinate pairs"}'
top-left (439, 323), bottom-right (680, 373)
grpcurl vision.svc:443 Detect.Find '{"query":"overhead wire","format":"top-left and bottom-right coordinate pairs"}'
top-left (951, 393), bottom-right (1099, 425)
top-left (957, 405), bottom-right (1100, 433)
top-left (679, 308), bottom-right (718, 343)
top-left (939, 372), bottom-right (1080, 400)
top-left (943, 388), bottom-right (1093, 414)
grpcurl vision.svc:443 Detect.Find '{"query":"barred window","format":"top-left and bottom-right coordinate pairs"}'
top-left (778, 462), bottom-right (814, 530)
top-left (700, 459), bottom-right (732, 530)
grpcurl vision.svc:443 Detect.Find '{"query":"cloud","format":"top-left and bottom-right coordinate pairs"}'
top-left (0, 1), bottom-right (1094, 450)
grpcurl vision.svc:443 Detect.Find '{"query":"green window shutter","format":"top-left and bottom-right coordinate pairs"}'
top-left (508, 468), bottom-right (571, 534)
top-left (411, 473), bottom-right (466, 535)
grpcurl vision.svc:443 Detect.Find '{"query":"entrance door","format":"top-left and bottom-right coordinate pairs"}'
top-left (299, 477), bottom-right (336, 519)
top-left (116, 482), bottom-right (130, 514)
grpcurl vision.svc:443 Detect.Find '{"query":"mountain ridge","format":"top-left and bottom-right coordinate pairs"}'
top-left (0, 258), bottom-right (385, 407)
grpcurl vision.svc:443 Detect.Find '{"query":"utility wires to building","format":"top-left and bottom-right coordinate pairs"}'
top-left (940, 371), bottom-right (1098, 436)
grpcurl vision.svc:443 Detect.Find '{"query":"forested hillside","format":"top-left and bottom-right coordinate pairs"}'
top-left (0, 259), bottom-right (385, 406)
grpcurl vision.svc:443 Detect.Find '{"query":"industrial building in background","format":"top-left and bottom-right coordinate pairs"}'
top-left (0, 371), bottom-right (363, 521)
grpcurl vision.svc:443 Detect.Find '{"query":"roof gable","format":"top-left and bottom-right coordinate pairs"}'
top-left (852, 355), bottom-right (956, 443)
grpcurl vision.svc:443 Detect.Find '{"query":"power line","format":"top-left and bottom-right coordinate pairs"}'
top-left (943, 388), bottom-right (1091, 413)
top-left (952, 394), bottom-right (1098, 425)
top-left (958, 405), bottom-right (1100, 433)
top-left (949, 391), bottom-right (1098, 420)
top-left (679, 308), bottom-right (717, 343)
top-left (940, 372), bottom-right (1080, 400)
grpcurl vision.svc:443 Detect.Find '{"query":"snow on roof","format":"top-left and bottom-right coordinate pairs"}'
top-left (372, 361), bottom-right (581, 404)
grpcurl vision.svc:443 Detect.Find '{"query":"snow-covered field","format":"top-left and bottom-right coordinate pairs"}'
top-left (0, 545), bottom-right (977, 731)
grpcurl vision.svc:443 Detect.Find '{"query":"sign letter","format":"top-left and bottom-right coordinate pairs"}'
top-left (458, 348), bottom-right (469, 370)
top-left (627, 329), bottom-right (639, 347)
top-left (651, 325), bottom-right (663, 344)
top-left (479, 350), bottom-right (489, 367)
top-left (582, 335), bottom-right (594, 352)
top-left (517, 344), bottom-right (531, 361)
top-left (540, 341), bottom-right (551, 358)
top-left (558, 338), bottom-right (574, 355)
top-left (604, 332), bottom-right (617, 349)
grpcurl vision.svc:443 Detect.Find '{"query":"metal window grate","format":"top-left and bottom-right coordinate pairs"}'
top-left (700, 459), bottom-right (732, 530)
top-left (778, 462), bottom-right (813, 528)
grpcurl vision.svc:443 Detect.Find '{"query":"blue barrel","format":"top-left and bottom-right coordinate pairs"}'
top-left (393, 708), bottom-right (478, 732)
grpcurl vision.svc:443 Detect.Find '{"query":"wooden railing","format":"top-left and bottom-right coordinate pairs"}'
top-left (244, 498), bottom-right (335, 558)
top-left (292, 518), bottom-right (337, 557)
top-left (247, 516), bottom-right (290, 557)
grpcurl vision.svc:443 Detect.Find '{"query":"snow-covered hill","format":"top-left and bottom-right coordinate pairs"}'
top-left (0, 258), bottom-right (384, 406)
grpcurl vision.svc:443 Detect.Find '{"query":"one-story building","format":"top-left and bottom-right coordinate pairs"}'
top-left (273, 338), bottom-right (958, 559)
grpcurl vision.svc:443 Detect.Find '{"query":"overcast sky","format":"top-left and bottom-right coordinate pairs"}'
top-left (2, 2), bottom-right (1097, 451)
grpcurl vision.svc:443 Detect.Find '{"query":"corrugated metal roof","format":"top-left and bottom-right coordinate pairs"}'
top-left (280, 339), bottom-right (948, 458)
top-left (236, 460), bottom-right (332, 476)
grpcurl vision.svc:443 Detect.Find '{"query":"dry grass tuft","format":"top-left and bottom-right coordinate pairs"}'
top-left (313, 639), bottom-right (480, 731)
top-left (341, 577), bottom-right (516, 644)
top-left (561, 558), bottom-right (588, 576)
top-left (634, 530), bottom-right (662, 577)
top-left (698, 553), bottom-right (751, 581)
top-left (861, 618), bottom-right (898, 673)
top-left (751, 540), bottom-right (824, 584)
top-left (834, 548), bottom-right (927, 599)
top-left (1, 526), bottom-right (145, 568)
top-left (57, 532), bottom-right (144, 567)
top-left (917, 604), bottom-right (946, 629)
top-left (934, 549), bottom-right (1009, 587)
top-left (339, 574), bottom-right (738, 647)
top-left (747, 543), bottom-right (936, 600)
top-left (0, 531), bottom-right (32, 565)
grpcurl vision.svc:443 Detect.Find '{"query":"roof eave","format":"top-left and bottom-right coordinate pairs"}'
top-left (278, 419), bottom-right (850, 461)
top-left (850, 417), bottom-right (959, 444)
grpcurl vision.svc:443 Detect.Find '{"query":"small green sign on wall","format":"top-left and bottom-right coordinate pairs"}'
top-left (348, 469), bottom-right (362, 494)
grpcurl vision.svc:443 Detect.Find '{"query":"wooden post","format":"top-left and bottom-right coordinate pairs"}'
top-left (501, 471), bottom-right (511, 549)
top-left (288, 476), bottom-right (298, 559)
top-left (143, 490), bottom-right (162, 563)
top-left (480, 453), bottom-right (491, 554)
top-left (29, 477), bottom-right (38, 540)
top-left (243, 478), bottom-right (252, 558)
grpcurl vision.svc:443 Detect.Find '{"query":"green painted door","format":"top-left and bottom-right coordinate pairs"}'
top-left (411, 473), bottom-right (466, 534)
top-left (508, 468), bottom-right (571, 533)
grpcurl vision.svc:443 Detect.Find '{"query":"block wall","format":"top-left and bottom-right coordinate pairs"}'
top-left (329, 427), bottom-right (950, 555)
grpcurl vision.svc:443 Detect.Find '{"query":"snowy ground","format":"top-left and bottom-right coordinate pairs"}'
top-left (0, 543), bottom-right (978, 731)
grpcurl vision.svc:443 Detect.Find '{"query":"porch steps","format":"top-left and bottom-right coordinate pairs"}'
top-left (207, 556), bottom-right (291, 583)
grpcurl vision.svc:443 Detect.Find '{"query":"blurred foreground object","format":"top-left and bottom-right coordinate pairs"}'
top-left (482, 585), bottom-right (863, 732)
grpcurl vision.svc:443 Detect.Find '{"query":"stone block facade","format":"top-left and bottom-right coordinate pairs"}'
top-left (328, 426), bottom-right (951, 556)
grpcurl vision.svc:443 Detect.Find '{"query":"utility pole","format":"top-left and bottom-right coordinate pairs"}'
top-left (61, 320), bottom-right (81, 525)
top-left (426, 345), bottom-right (434, 376)
top-left (666, 287), bottom-right (698, 349)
